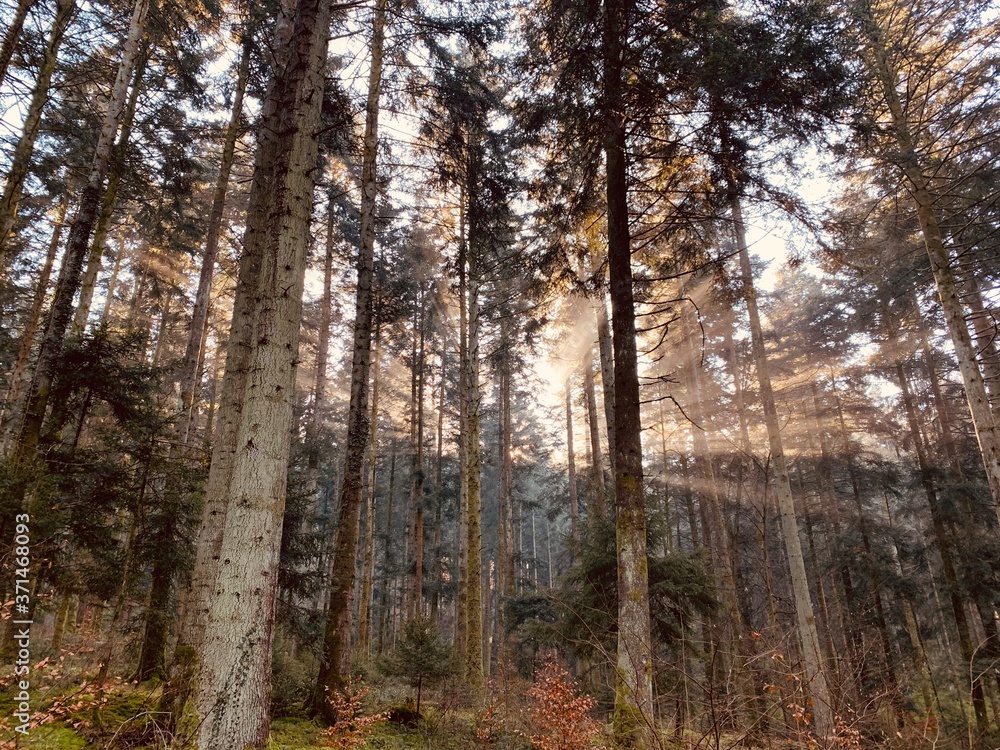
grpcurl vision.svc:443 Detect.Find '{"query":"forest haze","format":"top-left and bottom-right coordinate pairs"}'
top-left (0, 0), bottom-right (998, 747)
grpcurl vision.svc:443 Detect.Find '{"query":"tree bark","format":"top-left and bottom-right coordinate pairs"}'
top-left (187, 0), bottom-right (333, 742)
top-left (603, 0), bottom-right (655, 743)
top-left (314, 0), bottom-right (386, 715)
top-left (0, 0), bottom-right (74, 264)
top-left (583, 347), bottom-right (607, 520)
top-left (733, 193), bottom-right (833, 739)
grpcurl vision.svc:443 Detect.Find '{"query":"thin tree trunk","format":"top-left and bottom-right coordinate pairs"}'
top-left (894, 360), bottom-right (988, 732)
top-left (0, 0), bottom-right (74, 262)
top-left (496, 318), bottom-right (515, 664)
top-left (596, 297), bottom-right (617, 481)
top-left (9, 0), bottom-right (151, 469)
top-left (584, 347), bottom-right (607, 520)
top-left (357, 324), bottom-right (381, 659)
top-left (566, 380), bottom-right (580, 543)
top-left (430, 351), bottom-right (445, 623)
top-left (604, 0), bottom-right (655, 742)
top-left (465, 227), bottom-right (484, 691)
top-left (408, 295), bottom-right (426, 621)
top-left (1, 194), bottom-right (66, 456)
top-left (96, 229), bottom-right (126, 326)
top-left (733, 193), bottom-right (832, 739)
top-left (71, 46), bottom-right (147, 335)
top-left (314, 0), bottom-right (385, 715)
top-left (456, 183), bottom-right (469, 658)
top-left (177, 33), bottom-right (251, 441)
top-left (0, 0), bottom-right (34, 89)
top-left (861, 14), bottom-right (1000, 524)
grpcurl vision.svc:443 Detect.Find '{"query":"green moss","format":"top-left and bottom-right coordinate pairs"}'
top-left (267, 716), bottom-right (325, 749)
top-left (0, 726), bottom-right (86, 748)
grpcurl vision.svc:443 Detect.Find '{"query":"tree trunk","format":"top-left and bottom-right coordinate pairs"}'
top-left (861, 13), bottom-right (1000, 525)
top-left (584, 347), bottom-right (607, 520)
top-left (456, 182), bottom-right (469, 658)
top-left (894, 360), bottom-right (988, 732)
top-left (96, 229), bottom-right (126, 326)
top-left (465, 228), bottom-right (484, 691)
top-left (733, 193), bottom-right (833, 739)
top-left (188, 0), bottom-right (333, 742)
top-left (9, 0), bottom-right (151, 468)
top-left (604, 0), bottom-right (655, 742)
top-left (0, 0), bottom-right (74, 263)
top-left (407, 295), bottom-right (426, 621)
top-left (497, 318), bottom-right (515, 664)
top-left (357, 324), bottom-right (381, 659)
top-left (0, 0), bottom-right (35, 97)
top-left (71, 46), bottom-right (147, 335)
top-left (136, 537), bottom-right (173, 682)
top-left (314, 0), bottom-right (385, 716)
top-left (177, 32), bottom-right (251, 441)
top-left (596, 296), bottom-right (617, 481)
top-left (1, 193), bottom-right (66, 456)
top-left (566, 380), bottom-right (580, 543)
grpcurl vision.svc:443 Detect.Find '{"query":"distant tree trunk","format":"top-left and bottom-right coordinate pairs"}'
top-left (135, 533), bottom-right (173, 682)
top-left (595, 298), bottom-right (617, 481)
top-left (733, 193), bottom-right (833, 739)
top-left (0, 0), bottom-right (36, 99)
top-left (465, 228), bottom-right (484, 691)
top-left (1, 194), bottom-right (66, 456)
top-left (604, 0), bottom-right (655, 742)
top-left (377, 448), bottom-right (396, 654)
top-left (177, 33), bottom-right (251, 441)
top-left (566, 380), bottom-right (580, 543)
top-left (894, 360), bottom-right (988, 732)
top-left (963, 274), bottom-right (1000, 406)
top-left (184, 0), bottom-right (333, 742)
top-left (305, 191), bottom-right (337, 492)
top-left (456, 184), bottom-right (469, 659)
top-left (0, 0), bottom-right (74, 262)
top-left (497, 317), bottom-right (515, 663)
top-left (357, 324), bottom-right (382, 659)
top-left (314, 0), bottom-right (385, 717)
top-left (583, 347), bottom-right (607, 519)
top-left (72, 47), bottom-right (148, 334)
top-left (9, 0), bottom-right (151, 468)
top-left (96, 230), bottom-right (126, 326)
top-left (861, 14), bottom-right (1000, 524)
top-left (430, 352), bottom-right (445, 623)
top-left (407, 295), bottom-right (426, 621)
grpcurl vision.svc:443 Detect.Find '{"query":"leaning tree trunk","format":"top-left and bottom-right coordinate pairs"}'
top-left (1, 194), bottom-right (67, 457)
top-left (72, 48), bottom-right (148, 334)
top-left (189, 0), bottom-right (334, 743)
top-left (603, 0), bottom-right (655, 744)
top-left (733, 193), bottom-right (833, 740)
top-left (176, 32), bottom-right (251, 442)
top-left (0, 0), bottom-right (34, 94)
top-left (314, 0), bottom-right (386, 718)
top-left (0, 0), bottom-right (74, 265)
top-left (861, 12), bottom-right (1000, 526)
top-left (9, 0), bottom-right (151, 469)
